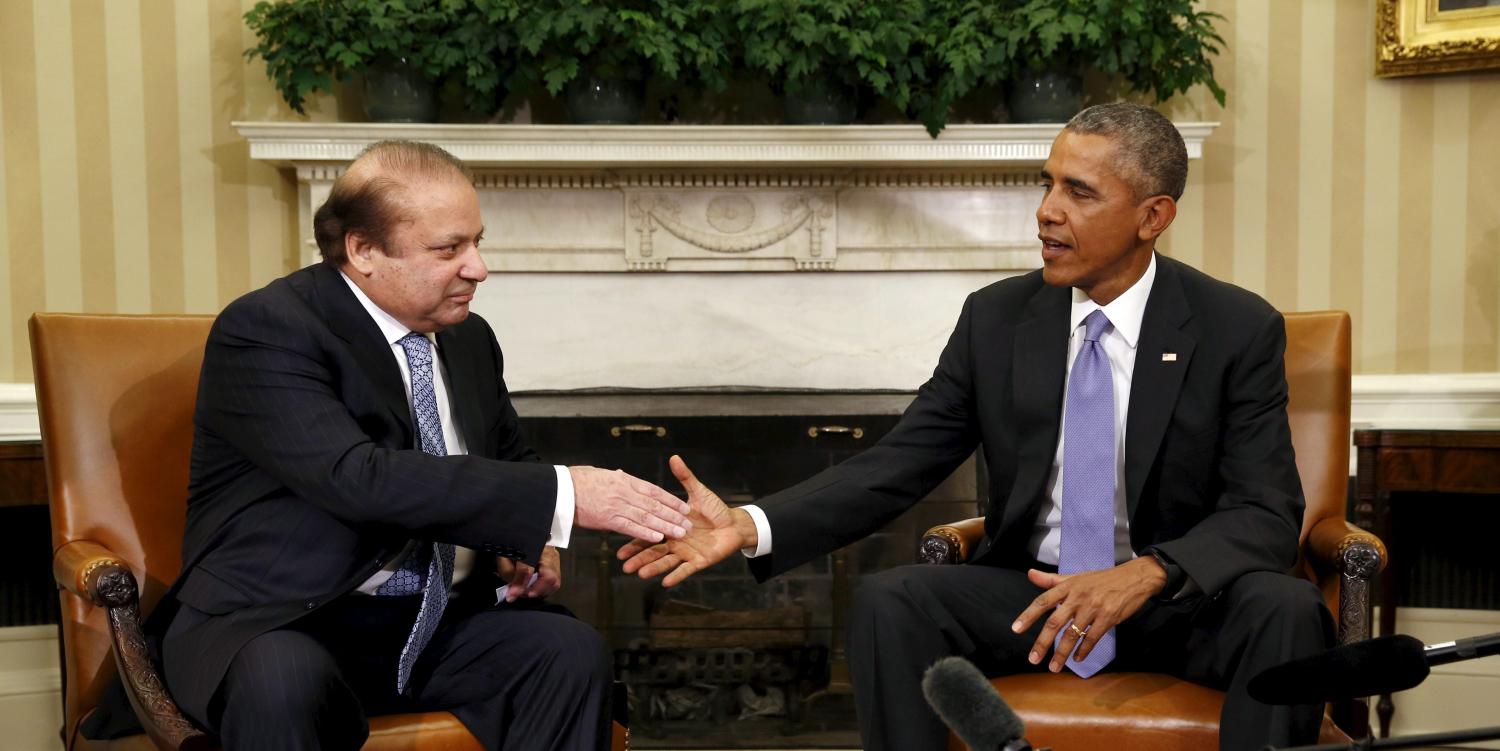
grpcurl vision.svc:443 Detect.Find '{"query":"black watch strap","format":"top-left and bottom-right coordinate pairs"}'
top-left (1148, 548), bottom-right (1187, 594)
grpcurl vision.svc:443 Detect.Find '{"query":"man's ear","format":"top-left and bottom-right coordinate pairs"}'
top-left (1138, 195), bottom-right (1178, 242)
top-left (345, 231), bottom-right (379, 276)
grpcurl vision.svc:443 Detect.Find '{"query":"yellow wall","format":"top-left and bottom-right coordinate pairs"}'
top-left (1162, 0), bottom-right (1500, 374)
top-left (0, 0), bottom-right (322, 383)
top-left (1, 0), bottom-right (1498, 382)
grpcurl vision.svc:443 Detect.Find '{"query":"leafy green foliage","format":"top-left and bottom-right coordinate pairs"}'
top-left (998, 0), bottom-right (1227, 107)
top-left (245, 0), bottom-right (1227, 130)
top-left (497, 0), bottom-right (733, 96)
top-left (910, 0), bottom-right (1014, 135)
top-left (245, 0), bottom-right (485, 114)
top-left (735, 0), bottom-right (925, 106)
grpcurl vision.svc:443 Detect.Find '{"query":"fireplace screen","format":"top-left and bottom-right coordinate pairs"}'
top-left (522, 411), bottom-right (983, 748)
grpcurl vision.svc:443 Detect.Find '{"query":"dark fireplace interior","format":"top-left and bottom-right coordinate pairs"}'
top-left (515, 393), bottom-right (985, 749)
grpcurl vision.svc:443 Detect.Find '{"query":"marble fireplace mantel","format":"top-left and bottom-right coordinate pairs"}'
top-left (235, 122), bottom-right (1216, 272)
top-left (234, 122), bottom-right (1216, 392)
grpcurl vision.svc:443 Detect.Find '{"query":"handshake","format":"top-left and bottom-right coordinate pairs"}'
top-left (568, 456), bottom-right (753, 586)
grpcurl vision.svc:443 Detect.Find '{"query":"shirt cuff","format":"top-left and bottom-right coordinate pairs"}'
top-left (548, 465), bottom-right (574, 549)
top-left (739, 504), bottom-right (773, 558)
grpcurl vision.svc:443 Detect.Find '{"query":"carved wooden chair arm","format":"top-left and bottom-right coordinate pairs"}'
top-left (1306, 517), bottom-right (1387, 578)
top-left (1305, 517), bottom-right (1387, 646)
top-left (918, 517), bottom-right (987, 565)
top-left (52, 540), bottom-right (213, 751)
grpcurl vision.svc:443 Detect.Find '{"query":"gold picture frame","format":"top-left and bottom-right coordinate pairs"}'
top-left (1377, 0), bottom-right (1500, 76)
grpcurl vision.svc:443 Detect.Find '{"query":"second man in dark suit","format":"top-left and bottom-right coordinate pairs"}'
top-left (160, 140), bottom-right (694, 751)
top-left (620, 102), bottom-right (1334, 751)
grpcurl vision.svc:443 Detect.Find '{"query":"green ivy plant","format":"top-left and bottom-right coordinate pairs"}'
top-left (492, 0), bottom-right (733, 98)
top-left (734, 0), bottom-right (926, 108)
top-left (244, 0), bottom-right (480, 114)
top-left (244, 0), bottom-right (1228, 130)
top-left (908, 0), bottom-right (1014, 135)
top-left (1000, 0), bottom-right (1227, 107)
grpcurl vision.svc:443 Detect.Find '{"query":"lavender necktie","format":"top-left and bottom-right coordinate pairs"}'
top-left (374, 332), bottom-right (456, 693)
top-left (1055, 310), bottom-right (1118, 678)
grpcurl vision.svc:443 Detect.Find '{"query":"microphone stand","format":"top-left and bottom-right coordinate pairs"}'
top-left (1265, 725), bottom-right (1500, 751)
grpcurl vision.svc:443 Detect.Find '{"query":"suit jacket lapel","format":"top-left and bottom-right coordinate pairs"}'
top-left (1001, 283), bottom-right (1071, 533)
top-left (311, 264), bottom-right (415, 439)
top-left (436, 327), bottom-right (487, 456)
top-left (1124, 255), bottom-right (1196, 519)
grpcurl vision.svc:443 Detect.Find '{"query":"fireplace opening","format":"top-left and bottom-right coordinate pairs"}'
top-left (518, 393), bottom-right (984, 748)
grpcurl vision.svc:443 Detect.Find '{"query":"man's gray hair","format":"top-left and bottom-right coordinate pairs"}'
top-left (1064, 102), bottom-right (1188, 201)
top-left (313, 140), bottom-right (471, 266)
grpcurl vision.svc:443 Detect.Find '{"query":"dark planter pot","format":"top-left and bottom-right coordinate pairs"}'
top-left (782, 78), bottom-right (857, 125)
top-left (363, 61), bottom-right (438, 123)
top-left (564, 74), bottom-right (645, 125)
top-left (1007, 69), bottom-right (1083, 124)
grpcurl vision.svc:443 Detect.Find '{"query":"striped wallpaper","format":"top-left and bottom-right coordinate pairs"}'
top-left (1, 0), bottom-right (1497, 383)
top-left (1162, 0), bottom-right (1500, 375)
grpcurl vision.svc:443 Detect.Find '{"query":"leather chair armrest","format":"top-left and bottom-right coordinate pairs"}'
top-left (1306, 517), bottom-right (1387, 578)
top-left (917, 517), bottom-right (987, 565)
top-left (1305, 518), bottom-right (1386, 737)
top-left (53, 540), bottom-right (212, 751)
top-left (1306, 517), bottom-right (1385, 650)
top-left (53, 539), bottom-right (131, 605)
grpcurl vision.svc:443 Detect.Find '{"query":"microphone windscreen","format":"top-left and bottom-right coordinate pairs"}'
top-left (1248, 634), bottom-right (1430, 704)
top-left (921, 656), bottom-right (1025, 750)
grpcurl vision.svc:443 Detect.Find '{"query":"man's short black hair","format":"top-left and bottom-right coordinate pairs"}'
top-left (1065, 102), bottom-right (1188, 201)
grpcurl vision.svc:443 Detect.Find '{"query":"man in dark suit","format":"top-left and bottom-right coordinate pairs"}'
top-left (157, 140), bottom-right (693, 751)
top-left (620, 103), bottom-right (1334, 750)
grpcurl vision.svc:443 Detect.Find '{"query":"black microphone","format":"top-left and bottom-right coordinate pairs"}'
top-left (1248, 631), bottom-right (1500, 705)
top-left (921, 656), bottom-right (1035, 751)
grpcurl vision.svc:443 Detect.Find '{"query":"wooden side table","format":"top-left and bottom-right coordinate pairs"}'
top-left (1353, 428), bottom-right (1500, 738)
top-left (0, 441), bottom-right (46, 507)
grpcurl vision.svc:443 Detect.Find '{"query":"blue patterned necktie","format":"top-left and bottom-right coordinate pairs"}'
top-left (1055, 310), bottom-right (1118, 678)
top-left (374, 332), bottom-right (456, 693)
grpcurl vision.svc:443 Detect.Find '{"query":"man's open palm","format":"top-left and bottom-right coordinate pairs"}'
top-left (618, 455), bottom-right (746, 587)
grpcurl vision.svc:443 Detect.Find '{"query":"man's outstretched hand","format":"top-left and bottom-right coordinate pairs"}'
top-left (618, 455), bottom-right (757, 587)
top-left (570, 465), bottom-right (692, 542)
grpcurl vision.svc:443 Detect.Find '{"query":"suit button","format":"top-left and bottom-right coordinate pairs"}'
top-left (305, 601), bottom-right (317, 610)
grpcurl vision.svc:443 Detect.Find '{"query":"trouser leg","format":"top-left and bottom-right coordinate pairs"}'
top-left (1170, 572), bottom-right (1336, 751)
top-left (410, 601), bottom-right (612, 751)
top-left (846, 564), bottom-right (1049, 751)
top-left (209, 627), bottom-right (369, 751)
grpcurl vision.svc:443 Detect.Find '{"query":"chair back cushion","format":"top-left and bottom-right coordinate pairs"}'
top-left (1281, 311), bottom-right (1354, 621)
top-left (1281, 311), bottom-right (1353, 543)
top-left (30, 313), bottom-right (213, 743)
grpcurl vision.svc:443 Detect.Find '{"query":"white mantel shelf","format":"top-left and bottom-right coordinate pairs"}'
top-left (234, 121), bottom-right (1218, 168)
top-left (237, 121), bottom-right (1218, 274)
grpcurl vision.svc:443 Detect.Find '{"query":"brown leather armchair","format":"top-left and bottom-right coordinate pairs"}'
top-left (917, 311), bottom-right (1386, 750)
top-left (30, 313), bottom-right (627, 751)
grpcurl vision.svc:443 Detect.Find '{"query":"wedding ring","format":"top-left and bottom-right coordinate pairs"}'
top-left (1067, 623), bottom-right (1087, 638)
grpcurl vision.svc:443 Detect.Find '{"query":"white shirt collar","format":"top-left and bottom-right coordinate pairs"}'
top-left (340, 270), bottom-right (423, 345)
top-left (1068, 252), bottom-right (1156, 349)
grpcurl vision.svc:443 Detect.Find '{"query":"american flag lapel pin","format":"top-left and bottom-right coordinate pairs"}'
top-left (1161, 352), bottom-right (1178, 362)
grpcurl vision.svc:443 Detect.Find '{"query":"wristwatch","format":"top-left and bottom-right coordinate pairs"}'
top-left (1147, 547), bottom-right (1188, 596)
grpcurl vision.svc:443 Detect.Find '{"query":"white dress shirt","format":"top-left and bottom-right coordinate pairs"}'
top-left (339, 272), bottom-right (574, 593)
top-left (740, 255), bottom-right (1157, 564)
top-left (1030, 254), bottom-right (1155, 565)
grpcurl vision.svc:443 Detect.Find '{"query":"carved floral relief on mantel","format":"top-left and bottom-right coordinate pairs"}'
top-left (627, 191), bottom-right (835, 271)
top-left (239, 123), bottom-right (1216, 273)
